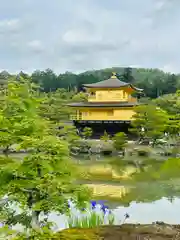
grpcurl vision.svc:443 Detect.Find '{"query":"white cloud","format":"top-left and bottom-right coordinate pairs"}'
top-left (27, 40), bottom-right (44, 52)
top-left (0, 19), bottom-right (20, 33)
top-left (154, 1), bottom-right (166, 11)
top-left (160, 64), bottom-right (180, 74)
top-left (0, 0), bottom-right (180, 73)
top-left (62, 29), bottom-right (102, 45)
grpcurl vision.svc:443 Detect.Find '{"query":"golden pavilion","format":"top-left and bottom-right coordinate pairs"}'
top-left (68, 73), bottom-right (143, 135)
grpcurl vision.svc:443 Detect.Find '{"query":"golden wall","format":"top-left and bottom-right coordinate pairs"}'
top-left (87, 87), bottom-right (135, 102)
top-left (71, 107), bottom-right (135, 121)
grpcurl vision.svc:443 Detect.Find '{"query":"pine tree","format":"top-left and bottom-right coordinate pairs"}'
top-left (121, 67), bottom-right (134, 83)
top-left (131, 104), bottom-right (169, 145)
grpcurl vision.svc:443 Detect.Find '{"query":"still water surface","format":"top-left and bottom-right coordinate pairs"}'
top-left (48, 197), bottom-right (180, 230)
top-left (5, 152), bottom-right (180, 230)
top-left (51, 170), bottom-right (180, 229)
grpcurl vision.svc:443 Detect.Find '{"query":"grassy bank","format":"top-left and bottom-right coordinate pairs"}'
top-left (55, 224), bottom-right (180, 239)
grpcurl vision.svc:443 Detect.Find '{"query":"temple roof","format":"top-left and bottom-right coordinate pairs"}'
top-left (83, 73), bottom-right (143, 91)
top-left (68, 102), bottom-right (140, 107)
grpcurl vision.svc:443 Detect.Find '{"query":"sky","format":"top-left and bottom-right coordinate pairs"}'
top-left (0, 0), bottom-right (180, 74)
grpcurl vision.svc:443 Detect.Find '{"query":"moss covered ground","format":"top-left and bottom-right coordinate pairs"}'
top-left (54, 224), bottom-right (180, 239)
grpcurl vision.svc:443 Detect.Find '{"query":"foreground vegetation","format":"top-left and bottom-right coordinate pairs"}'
top-left (0, 78), bottom-right (90, 239)
top-left (0, 72), bottom-right (179, 239)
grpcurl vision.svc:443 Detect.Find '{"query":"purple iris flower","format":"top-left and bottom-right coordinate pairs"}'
top-left (90, 200), bottom-right (97, 209)
top-left (124, 213), bottom-right (130, 219)
top-left (101, 205), bottom-right (109, 214)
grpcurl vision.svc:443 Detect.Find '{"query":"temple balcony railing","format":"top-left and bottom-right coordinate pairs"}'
top-left (70, 115), bottom-right (82, 120)
top-left (70, 114), bottom-right (134, 121)
top-left (87, 95), bottom-right (138, 103)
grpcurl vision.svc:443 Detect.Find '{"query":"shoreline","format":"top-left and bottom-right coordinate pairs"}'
top-left (55, 223), bottom-right (180, 239)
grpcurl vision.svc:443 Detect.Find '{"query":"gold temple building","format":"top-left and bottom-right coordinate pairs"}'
top-left (68, 73), bottom-right (143, 136)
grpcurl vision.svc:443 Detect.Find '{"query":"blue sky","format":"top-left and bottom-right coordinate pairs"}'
top-left (0, 0), bottom-right (179, 73)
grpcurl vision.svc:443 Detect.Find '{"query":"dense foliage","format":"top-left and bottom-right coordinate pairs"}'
top-left (0, 78), bottom-right (90, 238)
top-left (154, 90), bottom-right (180, 134)
top-left (0, 67), bottom-right (179, 98)
top-left (131, 104), bottom-right (169, 143)
top-left (0, 68), bottom-right (179, 238)
top-left (112, 132), bottom-right (128, 151)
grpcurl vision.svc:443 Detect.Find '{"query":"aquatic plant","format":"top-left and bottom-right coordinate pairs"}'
top-left (66, 200), bottom-right (130, 228)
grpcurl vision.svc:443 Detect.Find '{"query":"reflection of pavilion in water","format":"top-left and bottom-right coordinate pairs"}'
top-left (78, 155), bottom-right (180, 206)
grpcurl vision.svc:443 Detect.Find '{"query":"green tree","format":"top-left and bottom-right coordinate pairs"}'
top-left (81, 127), bottom-right (92, 139)
top-left (120, 67), bottom-right (134, 83)
top-left (57, 124), bottom-right (80, 144)
top-left (131, 104), bottom-right (169, 145)
top-left (164, 74), bottom-right (178, 94)
top-left (1, 66), bottom-right (180, 98)
top-left (100, 131), bottom-right (110, 141)
top-left (39, 89), bottom-right (73, 122)
top-left (0, 78), bottom-right (90, 236)
top-left (112, 132), bottom-right (128, 151)
top-left (71, 92), bottom-right (87, 102)
top-left (155, 91), bottom-right (180, 135)
top-left (154, 93), bottom-right (178, 114)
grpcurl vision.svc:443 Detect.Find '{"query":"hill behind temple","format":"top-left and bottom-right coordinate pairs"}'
top-left (0, 67), bottom-right (179, 98)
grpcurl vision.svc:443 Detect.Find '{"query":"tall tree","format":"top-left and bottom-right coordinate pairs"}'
top-left (131, 104), bottom-right (169, 144)
top-left (120, 67), bottom-right (134, 83)
top-left (155, 91), bottom-right (180, 135)
top-left (0, 66), bottom-right (179, 98)
top-left (164, 74), bottom-right (178, 94)
top-left (0, 77), bottom-right (90, 237)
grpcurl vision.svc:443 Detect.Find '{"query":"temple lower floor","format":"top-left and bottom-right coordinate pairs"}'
top-left (73, 120), bottom-right (134, 138)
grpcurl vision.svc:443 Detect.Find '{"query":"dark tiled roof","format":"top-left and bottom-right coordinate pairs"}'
top-left (83, 77), bottom-right (129, 88)
top-left (68, 102), bottom-right (140, 107)
top-left (83, 74), bottom-right (143, 92)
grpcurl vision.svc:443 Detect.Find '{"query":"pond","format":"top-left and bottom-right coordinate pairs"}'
top-left (3, 152), bottom-right (180, 231)
top-left (46, 152), bottom-right (180, 230)
top-left (48, 197), bottom-right (180, 230)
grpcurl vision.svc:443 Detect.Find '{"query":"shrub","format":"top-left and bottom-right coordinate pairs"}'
top-left (100, 131), bottom-right (110, 141)
top-left (113, 132), bottom-right (128, 151)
